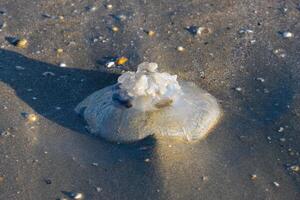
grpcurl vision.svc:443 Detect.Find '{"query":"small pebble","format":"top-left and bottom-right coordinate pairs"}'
top-left (86, 6), bottom-right (97, 12)
top-left (273, 181), bottom-right (280, 187)
top-left (60, 63), bottom-right (67, 67)
top-left (202, 176), bottom-right (209, 181)
top-left (250, 174), bottom-right (257, 180)
top-left (177, 46), bottom-right (185, 52)
top-left (278, 127), bottom-right (284, 133)
top-left (235, 87), bottom-right (242, 92)
top-left (106, 4), bottom-right (113, 9)
top-left (70, 192), bottom-right (84, 200)
top-left (256, 77), bottom-right (265, 82)
top-left (290, 165), bottom-right (300, 172)
top-left (147, 30), bottom-right (155, 37)
top-left (112, 26), bottom-right (119, 32)
top-left (144, 158), bottom-right (150, 162)
top-left (116, 14), bottom-right (127, 21)
top-left (96, 187), bottom-right (102, 192)
top-left (106, 61), bottom-right (115, 68)
top-left (239, 29), bottom-right (254, 34)
top-left (92, 162), bottom-right (99, 167)
top-left (282, 31), bottom-right (293, 38)
top-left (196, 27), bottom-right (211, 36)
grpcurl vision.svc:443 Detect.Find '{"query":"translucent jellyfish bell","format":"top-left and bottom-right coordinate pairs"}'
top-left (75, 62), bottom-right (221, 142)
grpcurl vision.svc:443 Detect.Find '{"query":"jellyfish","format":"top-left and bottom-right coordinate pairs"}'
top-left (75, 62), bottom-right (221, 142)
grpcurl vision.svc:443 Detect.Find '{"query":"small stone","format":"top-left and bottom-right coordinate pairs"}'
top-left (278, 127), bottom-right (284, 133)
top-left (239, 29), bottom-right (253, 34)
top-left (256, 77), bottom-right (265, 82)
top-left (112, 26), bottom-right (119, 32)
top-left (56, 48), bottom-right (63, 54)
top-left (282, 31), bottom-right (293, 38)
top-left (196, 27), bottom-right (211, 36)
top-left (147, 30), bottom-right (155, 37)
top-left (58, 16), bottom-right (64, 21)
top-left (144, 158), bottom-right (150, 162)
top-left (250, 174), bottom-right (257, 180)
top-left (202, 176), bottom-right (209, 181)
top-left (16, 38), bottom-right (28, 49)
top-left (92, 162), bottom-right (99, 167)
top-left (96, 187), bottom-right (102, 192)
top-left (235, 87), bottom-right (242, 92)
top-left (116, 57), bottom-right (128, 65)
top-left (106, 61), bottom-right (115, 68)
top-left (86, 6), bottom-right (97, 12)
top-left (177, 46), bottom-right (185, 52)
top-left (60, 63), bottom-right (67, 67)
top-left (273, 181), bottom-right (280, 187)
top-left (290, 165), bottom-right (300, 172)
top-left (71, 192), bottom-right (84, 200)
top-left (116, 14), bottom-right (127, 21)
top-left (106, 4), bottom-right (113, 9)
top-left (27, 114), bottom-right (38, 122)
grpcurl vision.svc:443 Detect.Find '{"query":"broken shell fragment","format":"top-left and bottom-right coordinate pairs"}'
top-left (27, 114), bottom-right (38, 122)
top-left (106, 4), bottom-right (113, 9)
top-left (146, 30), bottom-right (155, 37)
top-left (16, 38), bottom-right (28, 49)
top-left (115, 57), bottom-right (128, 65)
top-left (75, 62), bottom-right (221, 143)
top-left (196, 27), bottom-right (211, 36)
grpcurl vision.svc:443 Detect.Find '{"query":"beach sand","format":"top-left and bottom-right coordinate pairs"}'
top-left (0, 0), bottom-right (299, 199)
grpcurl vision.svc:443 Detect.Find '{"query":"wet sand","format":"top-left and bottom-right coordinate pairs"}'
top-left (0, 0), bottom-right (300, 199)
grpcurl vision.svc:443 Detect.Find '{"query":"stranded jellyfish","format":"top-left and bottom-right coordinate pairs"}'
top-left (75, 62), bottom-right (221, 142)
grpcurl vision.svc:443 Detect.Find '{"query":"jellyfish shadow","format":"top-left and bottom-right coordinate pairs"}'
top-left (0, 49), bottom-right (162, 199)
